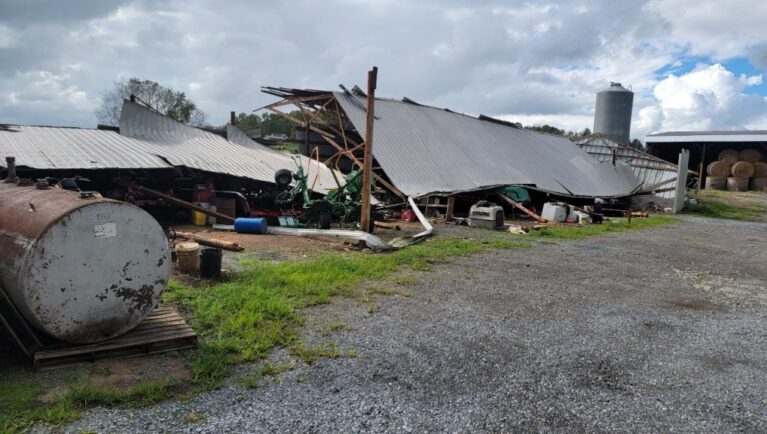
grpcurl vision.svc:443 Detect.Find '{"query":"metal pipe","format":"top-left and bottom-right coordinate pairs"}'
top-left (137, 185), bottom-right (235, 223)
top-left (267, 226), bottom-right (390, 251)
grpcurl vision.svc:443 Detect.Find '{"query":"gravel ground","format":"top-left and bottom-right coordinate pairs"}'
top-left (51, 216), bottom-right (767, 433)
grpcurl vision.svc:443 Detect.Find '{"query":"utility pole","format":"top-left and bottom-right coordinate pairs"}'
top-left (360, 66), bottom-right (377, 233)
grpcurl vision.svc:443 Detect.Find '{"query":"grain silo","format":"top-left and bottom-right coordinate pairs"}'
top-left (593, 82), bottom-right (634, 144)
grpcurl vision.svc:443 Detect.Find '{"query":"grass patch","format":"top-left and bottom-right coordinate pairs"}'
top-left (0, 379), bottom-right (175, 433)
top-left (321, 322), bottom-right (347, 336)
top-left (527, 216), bottom-right (680, 240)
top-left (689, 192), bottom-right (767, 221)
top-left (288, 341), bottom-right (357, 365)
top-left (164, 236), bottom-right (531, 384)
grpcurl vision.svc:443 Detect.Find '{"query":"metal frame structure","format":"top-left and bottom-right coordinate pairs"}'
top-left (260, 87), bottom-right (407, 202)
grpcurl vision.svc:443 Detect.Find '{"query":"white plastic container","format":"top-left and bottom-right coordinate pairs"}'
top-left (541, 203), bottom-right (567, 223)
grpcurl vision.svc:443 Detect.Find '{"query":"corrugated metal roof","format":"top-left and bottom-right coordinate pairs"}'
top-left (575, 135), bottom-right (680, 199)
top-left (647, 131), bottom-right (767, 143)
top-left (334, 92), bottom-right (640, 198)
top-left (0, 125), bottom-right (169, 170)
top-left (119, 101), bottom-right (340, 194)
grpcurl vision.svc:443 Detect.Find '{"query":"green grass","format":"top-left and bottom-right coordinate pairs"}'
top-left (527, 216), bottom-right (680, 240)
top-left (163, 236), bottom-right (531, 384)
top-left (689, 197), bottom-right (767, 221)
top-left (0, 379), bottom-right (176, 433)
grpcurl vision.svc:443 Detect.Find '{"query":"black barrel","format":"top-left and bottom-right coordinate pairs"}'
top-left (200, 247), bottom-right (222, 279)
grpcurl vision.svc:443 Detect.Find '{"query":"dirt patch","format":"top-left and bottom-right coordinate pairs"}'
top-left (663, 298), bottom-right (722, 312)
top-left (674, 268), bottom-right (767, 308)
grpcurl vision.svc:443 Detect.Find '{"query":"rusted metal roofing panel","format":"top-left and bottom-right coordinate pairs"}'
top-left (0, 125), bottom-right (169, 170)
top-left (119, 101), bottom-right (340, 194)
top-left (575, 135), bottom-right (681, 199)
top-left (334, 92), bottom-right (640, 198)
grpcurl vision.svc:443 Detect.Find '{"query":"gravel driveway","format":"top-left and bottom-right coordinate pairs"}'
top-left (58, 216), bottom-right (767, 433)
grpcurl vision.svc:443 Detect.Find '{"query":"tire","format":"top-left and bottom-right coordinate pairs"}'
top-left (316, 214), bottom-right (332, 230)
top-left (275, 169), bottom-right (293, 188)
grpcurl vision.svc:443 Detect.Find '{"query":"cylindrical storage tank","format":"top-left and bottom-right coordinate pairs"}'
top-left (0, 182), bottom-right (170, 343)
top-left (718, 149), bottom-right (739, 165)
top-left (750, 177), bottom-right (767, 191)
top-left (593, 82), bottom-right (634, 144)
top-left (234, 217), bottom-right (268, 234)
top-left (731, 161), bottom-right (754, 178)
top-left (726, 177), bottom-right (749, 192)
top-left (707, 161), bottom-right (730, 177)
top-left (752, 162), bottom-right (767, 177)
top-left (705, 176), bottom-right (727, 190)
top-left (739, 148), bottom-right (762, 163)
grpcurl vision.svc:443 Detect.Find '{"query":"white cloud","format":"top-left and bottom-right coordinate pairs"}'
top-left (646, 0), bottom-right (767, 61)
top-left (0, 0), bottom-right (764, 137)
top-left (0, 70), bottom-right (95, 125)
top-left (635, 64), bottom-right (767, 136)
top-left (0, 24), bottom-right (15, 48)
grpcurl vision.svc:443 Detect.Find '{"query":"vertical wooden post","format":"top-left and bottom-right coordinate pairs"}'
top-left (698, 143), bottom-right (706, 191)
top-left (445, 196), bottom-right (455, 221)
top-left (360, 66), bottom-right (377, 233)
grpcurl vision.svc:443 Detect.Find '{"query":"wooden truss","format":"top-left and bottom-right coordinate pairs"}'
top-left (262, 94), bottom-right (406, 200)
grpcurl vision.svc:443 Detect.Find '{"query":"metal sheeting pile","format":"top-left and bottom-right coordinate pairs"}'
top-left (0, 125), bottom-right (168, 170)
top-left (575, 135), bottom-right (681, 199)
top-left (334, 92), bottom-right (640, 198)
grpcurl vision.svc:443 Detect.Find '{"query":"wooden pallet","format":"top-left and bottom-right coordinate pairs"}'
top-left (32, 305), bottom-right (197, 370)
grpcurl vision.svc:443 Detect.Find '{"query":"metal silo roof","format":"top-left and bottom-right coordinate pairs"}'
top-left (334, 92), bottom-right (640, 198)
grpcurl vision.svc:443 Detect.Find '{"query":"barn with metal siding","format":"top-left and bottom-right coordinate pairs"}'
top-left (646, 130), bottom-right (767, 185)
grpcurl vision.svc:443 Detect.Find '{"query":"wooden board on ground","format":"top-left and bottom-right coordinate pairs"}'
top-left (32, 305), bottom-right (197, 370)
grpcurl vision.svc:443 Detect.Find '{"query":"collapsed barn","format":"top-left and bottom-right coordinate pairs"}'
top-left (262, 86), bottom-right (657, 219)
top-left (0, 100), bottom-right (342, 224)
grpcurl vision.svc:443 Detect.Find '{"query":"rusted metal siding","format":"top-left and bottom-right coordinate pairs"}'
top-left (334, 92), bottom-right (640, 198)
top-left (0, 125), bottom-right (169, 170)
top-left (0, 182), bottom-right (169, 343)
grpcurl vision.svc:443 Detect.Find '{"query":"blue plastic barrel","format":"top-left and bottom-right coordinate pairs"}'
top-left (234, 217), bottom-right (268, 234)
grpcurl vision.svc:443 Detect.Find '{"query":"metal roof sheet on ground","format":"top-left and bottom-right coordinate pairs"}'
top-left (119, 101), bottom-right (340, 194)
top-left (647, 131), bottom-right (767, 143)
top-left (334, 92), bottom-right (640, 198)
top-left (575, 135), bottom-right (681, 199)
top-left (0, 125), bottom-right (169, 170)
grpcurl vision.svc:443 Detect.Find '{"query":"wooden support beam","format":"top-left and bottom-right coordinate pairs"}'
top-left (360, 66), bottom-right (378, 233)
top-left (445, 196), bottom-right (455, 221)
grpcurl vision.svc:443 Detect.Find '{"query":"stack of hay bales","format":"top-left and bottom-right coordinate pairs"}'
top-left (706, 148), bottom-right (766, 192)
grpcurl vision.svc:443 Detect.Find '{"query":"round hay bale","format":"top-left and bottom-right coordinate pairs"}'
top-left (726, 176), bottom-right (749, 192)
top-left (704, 176), bottom-right (727, 190)
top-left (718, 149), bottom-right (739, 164)
top-left (751, 162), bottom-right (767, 177)
top-left (731, 161), bottom-right (755, 178)
top-left (749, 177), bottom-right (767, 192)
top-left (707, 161), bottom-right (731, 177)
top-left (739, 148), bottom-right (762, 163)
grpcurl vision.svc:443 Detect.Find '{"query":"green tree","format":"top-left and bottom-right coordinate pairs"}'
top-left (630, 138), bottom-right (644, 150)
top-left (97, 77), bottom-right (207, 127)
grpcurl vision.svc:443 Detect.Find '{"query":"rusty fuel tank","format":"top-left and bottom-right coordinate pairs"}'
top-left (0, 180), bottom-right (170, 344)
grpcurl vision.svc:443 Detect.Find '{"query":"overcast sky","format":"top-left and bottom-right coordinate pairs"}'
top-left (1, 0), bottom-right (766, 140)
